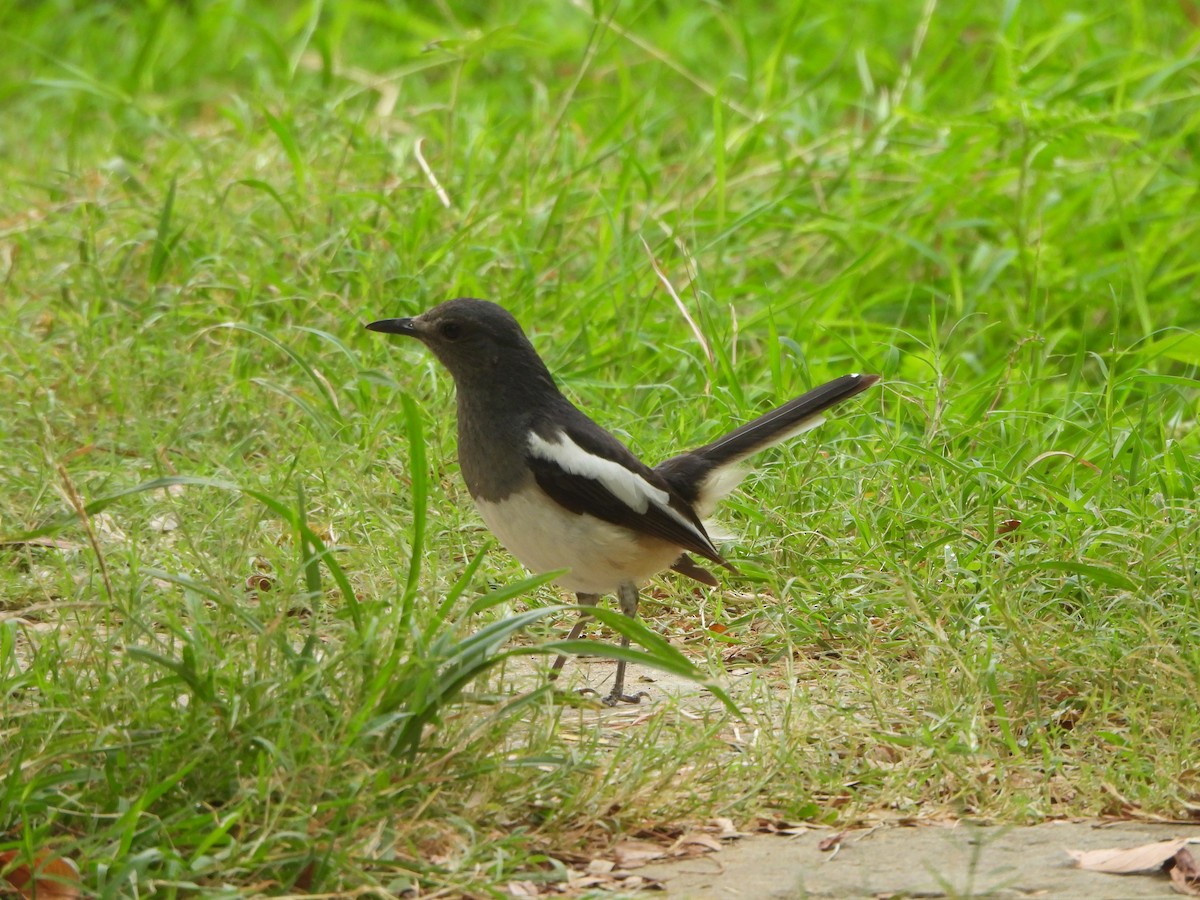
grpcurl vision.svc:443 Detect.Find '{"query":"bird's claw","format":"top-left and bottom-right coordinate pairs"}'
top-left (602, 690), bottom-right (649, 706)
top-left (573, 686), bottom-right (648, 705)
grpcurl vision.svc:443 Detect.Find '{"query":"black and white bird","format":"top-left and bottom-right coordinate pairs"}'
top-left (368, 298), bottom-right (879, 704)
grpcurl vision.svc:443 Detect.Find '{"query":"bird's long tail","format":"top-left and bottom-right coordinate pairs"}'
top-left (655, 373), bottom-right (880, 517)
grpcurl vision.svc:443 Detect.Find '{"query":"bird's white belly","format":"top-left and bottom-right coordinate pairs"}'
top-left (474, 487), bottom-right (681, 594)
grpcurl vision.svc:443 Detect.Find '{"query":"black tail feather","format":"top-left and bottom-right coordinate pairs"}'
top-left (656, 373), bottom-right (879, 507)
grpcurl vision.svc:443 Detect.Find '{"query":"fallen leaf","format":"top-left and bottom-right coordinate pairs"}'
top-left (818, 831), bottom-right (848, 852)
top-left (612, 840), bottom-right (668, 869)
top-left (0, 850), bottom-right (82, 899)
top-left (608, 831), bottom-right (724, 870)
top-left (679, 833), bottom-right (722, 853)
top-left (568, 867), bottom-right (665, 893)
top-left (617, 874), bottom-right (665, 890)
top-left (709, 817), bottom-right (745, 839)
top-left (1171, 848), bottom-right (1200, 896)
top-left (245, 573), bottom-right (275, 592)
top-left (754, 816), bottom-right (810, 836)
top-left (293, 860), bottom-right (316, 891)
top-left (1067, 838), bottom-right (1194, 874)
top-left (570, 874), bottom-right (610, 889)
top-left (722, 646), bottom-right (770, 665)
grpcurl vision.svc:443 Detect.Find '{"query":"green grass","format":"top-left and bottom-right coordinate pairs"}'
top-left (2, 0), bottom-right (1199, 895)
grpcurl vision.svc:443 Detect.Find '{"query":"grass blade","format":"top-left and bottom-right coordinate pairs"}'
top-left (400, 392), bottom-right (428, 624)
top-left (149, 175), bottom-right (178, 284)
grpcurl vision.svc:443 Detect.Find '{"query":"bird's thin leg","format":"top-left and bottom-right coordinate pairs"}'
top-left (605, 581), bottom-right (649, 705)
top-left (549, 593), bottom-right (599, 679)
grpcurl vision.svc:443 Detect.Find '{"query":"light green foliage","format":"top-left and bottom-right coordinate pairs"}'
top-left (1, 0), bottom-right (1198, 894)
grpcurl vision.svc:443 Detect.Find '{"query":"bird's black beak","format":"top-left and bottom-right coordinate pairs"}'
top-left (366, 317), bottom-right (419, 336)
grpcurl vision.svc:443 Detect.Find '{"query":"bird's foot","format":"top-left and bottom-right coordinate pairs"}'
top-left (574, 686), bottom-right (649, 705)
top-left (602, 689), bottom-right (649, 706)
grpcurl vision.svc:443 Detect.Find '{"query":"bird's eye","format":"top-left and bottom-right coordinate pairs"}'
top-left (439, 321), bottom-right (463, 341)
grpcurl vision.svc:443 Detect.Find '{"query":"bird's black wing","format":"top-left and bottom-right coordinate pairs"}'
top-left (524, 411), bottom-right (733, 570)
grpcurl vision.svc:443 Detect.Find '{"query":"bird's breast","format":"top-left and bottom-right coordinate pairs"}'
top-left (472, 484), bottom-right (680, 595)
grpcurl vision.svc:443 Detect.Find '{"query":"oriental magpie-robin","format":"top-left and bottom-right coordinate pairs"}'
top-left (368, 298), bottom-right (878, 704)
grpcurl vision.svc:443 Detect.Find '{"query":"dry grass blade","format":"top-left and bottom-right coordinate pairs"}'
top-left (414, 137), bottom-right (452, 209)
top-left (639, 235), bottom-right (713, 370)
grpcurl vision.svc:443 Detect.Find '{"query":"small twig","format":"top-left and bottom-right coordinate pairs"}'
top-left (639, 235), bottom-right (713, 370)
top-left (57, 462), bottom-right (116, 606)
top-left (414, 137), bottom-right (452, 209)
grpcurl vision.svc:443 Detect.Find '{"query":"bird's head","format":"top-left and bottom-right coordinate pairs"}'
top-left (367, 298), bottom-right (548, 386)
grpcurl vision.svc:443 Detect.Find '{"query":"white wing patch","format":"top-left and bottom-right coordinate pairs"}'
top-left (527, 430), bottom-right (715, 550)
top-left (528, 430), bottom-right (669, 512)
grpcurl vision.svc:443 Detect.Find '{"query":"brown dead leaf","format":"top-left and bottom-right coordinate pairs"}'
top-left (722, 645), bottom-right (770, 665)
top-left (506, 880), bottom-right (540, 897)
top-left (0, 850), bottom-right (82, 899)
top-left (570, 875), bottom-right (609, 889)
top-left (612, 840), bottom-right (668, 869)
top-left (754, 816), bottom-right (811, 836)
top-left (617, 874), bottom-right (664, 891)
top-left (708, 817), bottom-right (745, 839)
top-left (568, 868), bottom-right (665, 893)
top-left (1171, 848), bottom-right (1200, 896)
top-left (678, 833), bottom-right (722, 853)
top-left (245, 573), bottom-right (275, 593)
top-left (610, 832), bottom-right (723, 871)
top-left (818, 831), bottom-right (848, 852)
top-left (293, 860), bottom-right (316, 892)
top-left (1067, 838), bottom-right (1194, 874)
